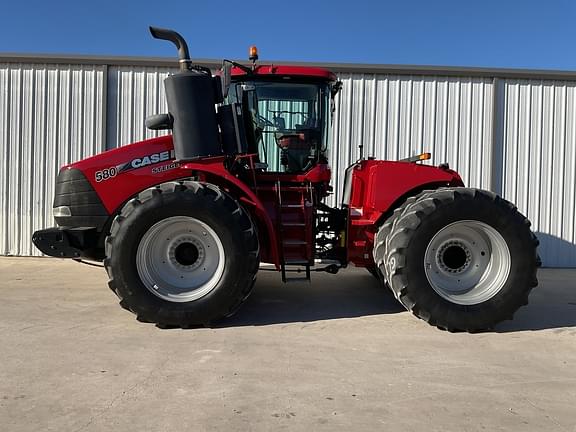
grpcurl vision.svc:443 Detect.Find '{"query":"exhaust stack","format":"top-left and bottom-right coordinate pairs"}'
top-left (148, 26), bottom-right (222, 161)
top-left (149, 26), bottom-right (192, 71)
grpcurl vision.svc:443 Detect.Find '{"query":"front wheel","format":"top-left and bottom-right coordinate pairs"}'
top-left (374, 188), bottom-right (539, 332)
top-left (104, 181), bottom-right (259, 327)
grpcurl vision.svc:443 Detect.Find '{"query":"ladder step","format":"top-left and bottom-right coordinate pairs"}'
top-left (281, 204), bottom-right (304, 208)
top-left (283, 278), bottom-right (310, 284)
top-left (282, 240), bottom-right (308, 245)
top-left (284, 260), bottom-right (310, 265)
top-left (280, 261), bottom-right (311, 283)
top-left (283, 223), bottom-right (305, 227)
top-left (255, 186), bottom-right (306, 191)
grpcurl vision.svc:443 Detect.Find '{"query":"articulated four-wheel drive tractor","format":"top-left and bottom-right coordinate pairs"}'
top-left (33, 27), bottom-right (539, 331)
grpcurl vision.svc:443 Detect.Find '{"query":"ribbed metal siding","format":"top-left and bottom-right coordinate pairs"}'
top-left (498, 79), bottom-right (576, 267)
top-left (329, 74), bottom-right (494, 206)
top-left (2, 61), bottom-right (576, 267)
top-left (0, 63), bottom-right (105, 256)
top-left (106, 66), bottom-right (176, 148)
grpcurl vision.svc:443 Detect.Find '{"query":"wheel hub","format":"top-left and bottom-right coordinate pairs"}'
top-left (437, 241), bottom-right (471, 274)
top-left (169, 237), bottom-right (204, 270)
top-left (174, 242), bottom-right (200, 266)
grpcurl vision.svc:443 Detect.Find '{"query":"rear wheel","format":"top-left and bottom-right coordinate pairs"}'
top-left (374, 187), bottom-right (539, 332)
top-left (104, 181), bottom-right (259, 327)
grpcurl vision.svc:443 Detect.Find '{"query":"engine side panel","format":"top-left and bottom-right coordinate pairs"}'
top-left (63, 135), bottom-right (189, 213)
top-left (346, 160), bottom-right (464, 266)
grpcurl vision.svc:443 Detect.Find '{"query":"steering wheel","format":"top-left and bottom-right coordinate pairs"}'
top-left (255, 113), bottom-right (275, 129)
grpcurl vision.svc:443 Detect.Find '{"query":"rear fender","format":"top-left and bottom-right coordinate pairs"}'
top-left (346, 160), bottom-right (464, 266)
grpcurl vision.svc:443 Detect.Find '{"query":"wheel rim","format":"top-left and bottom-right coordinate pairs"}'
top-left (136, 216), bottom-right (225, 302)
top-left (424, 220), bottom-right (511, 305)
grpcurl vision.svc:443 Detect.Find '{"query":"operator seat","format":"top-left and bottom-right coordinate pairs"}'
top-left (278, 129), bottom-right (319, 172)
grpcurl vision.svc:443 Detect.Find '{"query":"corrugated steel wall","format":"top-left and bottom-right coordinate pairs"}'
top-left (497, 79), bottom-right (576, 267)
top-left (329, 74), bottom-right (494, 207)
top-left (0, 60), bottom-right (575, 266)
top-left (106, 66), bottom-right (174, 149)
top-left (0, 63), bottom-right (105, 256)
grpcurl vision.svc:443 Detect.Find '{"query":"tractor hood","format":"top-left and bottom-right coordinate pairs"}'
top-left (60, 135), bottom-right (181, 214)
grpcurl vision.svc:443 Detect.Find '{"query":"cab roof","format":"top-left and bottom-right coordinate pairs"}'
top-left (231, 65), bottom-right (337, 81)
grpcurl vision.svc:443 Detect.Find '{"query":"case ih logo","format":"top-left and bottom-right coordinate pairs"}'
top-left (94, 150), bottom-right (176, 182)
top-left (118, 150), bottom-right (176, 173)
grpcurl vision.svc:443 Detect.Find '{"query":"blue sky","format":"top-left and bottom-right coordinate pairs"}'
top-left (1, 0), bottom-right (575, 70)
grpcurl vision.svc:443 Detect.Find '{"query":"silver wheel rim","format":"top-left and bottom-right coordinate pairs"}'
top-left (136, 216), bottom-right (225, 302)
top-left (424, 220), bottom-right (511, 305)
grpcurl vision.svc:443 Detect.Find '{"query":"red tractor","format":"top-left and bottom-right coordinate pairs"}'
top-left (33, 28), bottom-right (539, 332)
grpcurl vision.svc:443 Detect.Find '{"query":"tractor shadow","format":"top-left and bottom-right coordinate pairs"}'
top-left (218, 267), bottom-right (576, 332)
top-left (218, 267), bottom-right (405, 327)
top-left (495, 268), bottom-right (576, 333)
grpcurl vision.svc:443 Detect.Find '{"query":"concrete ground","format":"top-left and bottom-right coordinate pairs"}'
top-left (0, 258), bottom-right (575, 432)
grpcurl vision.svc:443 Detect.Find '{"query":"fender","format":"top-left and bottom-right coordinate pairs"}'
top-left (346, 159), bottom-right (464, 266)
top-left (64, 135), bottom-right (280, 267)
top-left (180, 161), bottom-right (280, 268)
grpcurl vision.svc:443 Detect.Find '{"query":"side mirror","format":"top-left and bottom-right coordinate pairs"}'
top-left (221, 61), bottom-right (232, 98)
top-left (331, 80), bottom-right (343, 98)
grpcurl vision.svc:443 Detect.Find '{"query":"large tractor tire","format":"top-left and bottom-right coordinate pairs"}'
top-left (373, 187), bottom-right (539, 332)
top-left (104, 181), bottom-right (259, 327)
top-left (372, 191), bottom-right (437, 290)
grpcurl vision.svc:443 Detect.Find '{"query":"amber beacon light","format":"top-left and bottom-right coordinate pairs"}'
top-left (249, 46), bottom-right (259, 62)
top-left (400, 152), bottom-right (432, 163)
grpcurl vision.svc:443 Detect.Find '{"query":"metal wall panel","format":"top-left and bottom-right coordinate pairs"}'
top-left (329, 73), bottom-right (494, 206)
top-left (1, 59), bottom-right (575, 266)
top-left (498, 79), bottom-right (576, 267)
top-left (106, 66), bottom-right (176, 148)
top-left (0, 63), bottom-right (105, 256)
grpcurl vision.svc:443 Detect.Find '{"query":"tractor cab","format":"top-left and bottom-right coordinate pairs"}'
top-left (224, 61), bottom-right (339, 174)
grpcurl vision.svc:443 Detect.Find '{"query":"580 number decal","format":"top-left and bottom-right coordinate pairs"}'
top-left (95, 167), bottom-right (117, 182)
top-left (93, 149), bottom-right (177, 182)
